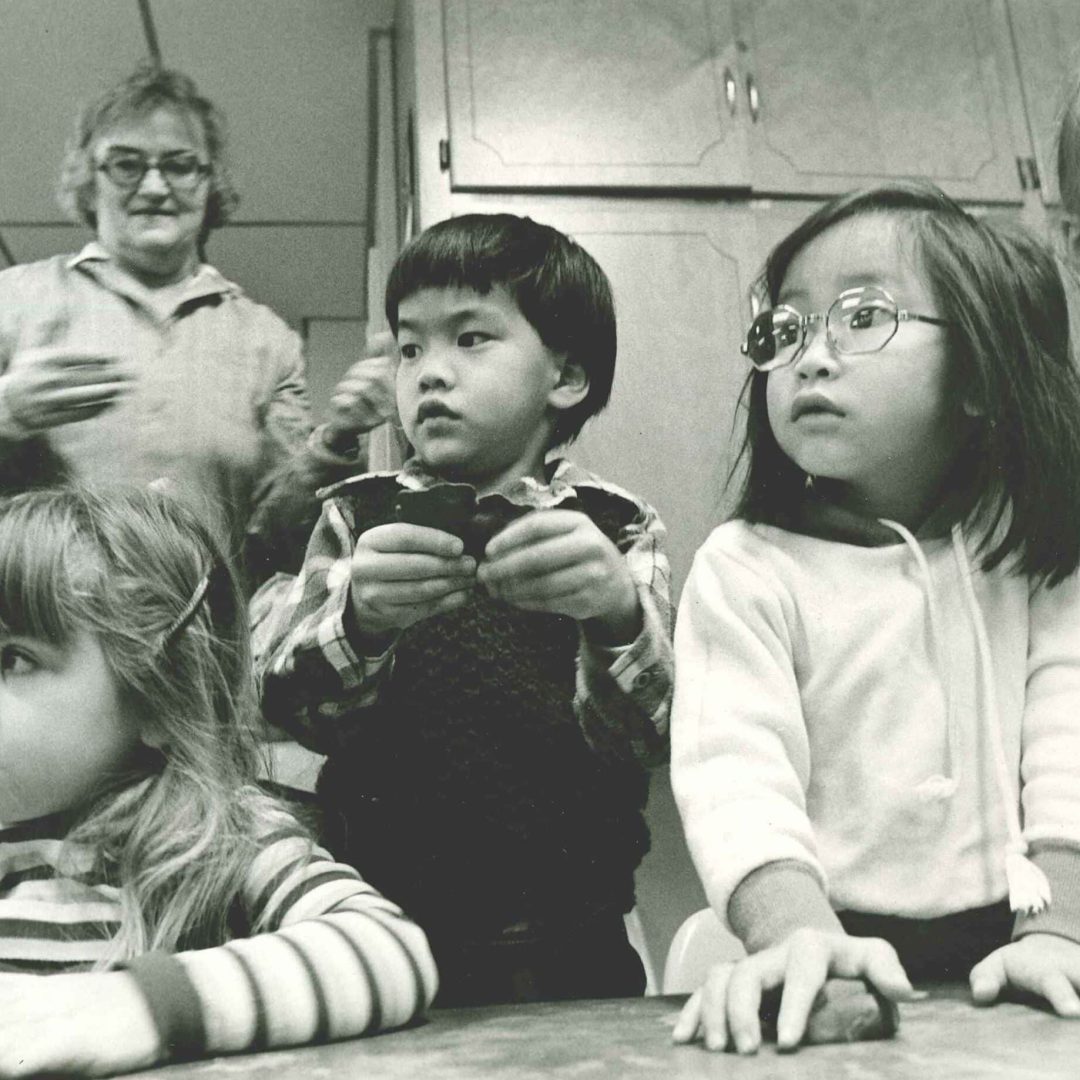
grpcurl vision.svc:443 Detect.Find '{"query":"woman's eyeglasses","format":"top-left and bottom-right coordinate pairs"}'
top-left (96, 150), bottom-right (211, 194)
top-left (741, 285), bottom-right (952, 372)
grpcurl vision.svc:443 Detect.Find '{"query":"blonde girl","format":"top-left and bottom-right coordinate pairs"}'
top-left (0, 487), bottom-right (435, 1076)
top-left (672, 181), bottom-right (1080, 1053)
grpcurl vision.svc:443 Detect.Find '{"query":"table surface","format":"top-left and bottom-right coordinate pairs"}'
top-left (134, 990), bottom-right (1078, 1080)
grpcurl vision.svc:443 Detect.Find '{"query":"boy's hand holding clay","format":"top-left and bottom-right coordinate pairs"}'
top-left (349, 522), bottom-right (477, 642)
top-left (477, 509), bottom-right (642, 646)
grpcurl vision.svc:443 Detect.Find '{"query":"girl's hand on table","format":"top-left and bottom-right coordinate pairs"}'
top-left (0, 970), bottom-right (159, 1076)
top-left (970, 933), bottom-right (1080, 1017)
top-left (672, 928), bottom-right (921, 1054)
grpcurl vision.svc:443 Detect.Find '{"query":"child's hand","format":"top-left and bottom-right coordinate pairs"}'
top-left (970, 933), bottom-right (1080, 1017)
top-left (0, 970), bottom-right (160, 1076)
top-left (350, 522), bottom-right (477, 637)
top-left (325, 329), bottom-right (398, 441)
top-left (671, 929), bottom-right (920, 1054)
top-left (477, 509), bottom-right (641, 644)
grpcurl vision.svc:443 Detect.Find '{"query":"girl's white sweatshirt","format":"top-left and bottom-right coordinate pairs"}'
top-left (671, 519), bottom-right (1080, 948)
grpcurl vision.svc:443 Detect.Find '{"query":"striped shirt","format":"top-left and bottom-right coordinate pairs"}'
top-left (0, 813), bottom-right (437, 1059)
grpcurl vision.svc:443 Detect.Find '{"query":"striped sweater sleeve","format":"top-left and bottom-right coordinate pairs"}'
top-left (126, 833), bottom-right (437, 1060)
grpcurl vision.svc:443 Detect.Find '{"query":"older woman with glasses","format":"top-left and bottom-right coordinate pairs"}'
top-left (0, 64), bottom-right (393, 587)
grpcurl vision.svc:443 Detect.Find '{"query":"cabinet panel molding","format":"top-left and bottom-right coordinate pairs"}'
top-left (444, 0), bottom-right (748, 189)
top-left (739, 0), bottom-right (1027, 203)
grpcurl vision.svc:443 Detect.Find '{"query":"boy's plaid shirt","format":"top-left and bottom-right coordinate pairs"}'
top-left (252, 458), bottom-right (673, 765)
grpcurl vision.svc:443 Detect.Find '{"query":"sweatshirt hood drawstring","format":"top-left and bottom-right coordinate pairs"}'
top-left (879, 518), bottom-right (1050, 916)
top-left (879, 518), bottom-right (960, 803)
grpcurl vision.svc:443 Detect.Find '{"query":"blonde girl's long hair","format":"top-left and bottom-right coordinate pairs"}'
top-left (0, 487), bottom-right (295, 963)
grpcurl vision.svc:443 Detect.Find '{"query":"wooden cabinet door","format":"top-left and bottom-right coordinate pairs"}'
top-left (442, 0), bottom-right (748, 190)
top-left (737, 0), bottom-right (1028, 203)
top-left (1007, 0), bottom-right (1080, 206)
top-left (443, 194), bottom-right (760, 596)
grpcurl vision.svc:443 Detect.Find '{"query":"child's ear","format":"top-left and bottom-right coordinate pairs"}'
top-left (548, 359), bottom-right (589, 410)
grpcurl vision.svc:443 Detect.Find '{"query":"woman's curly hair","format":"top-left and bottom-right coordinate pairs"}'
top-left (57, 64), bottom-right (239, 241)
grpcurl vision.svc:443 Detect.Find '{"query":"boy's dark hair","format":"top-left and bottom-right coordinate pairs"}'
top-left (735, 179), bottom-right (1080, 585)
top-left (385, 214), bottom-right (616, 445)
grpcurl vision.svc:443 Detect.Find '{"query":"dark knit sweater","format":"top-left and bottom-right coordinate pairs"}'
top-left (317, 478), bottom-right (651, 940)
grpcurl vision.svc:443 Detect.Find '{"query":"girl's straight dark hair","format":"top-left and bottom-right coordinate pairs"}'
top-left (734, 179), bottom-right (1080, 585)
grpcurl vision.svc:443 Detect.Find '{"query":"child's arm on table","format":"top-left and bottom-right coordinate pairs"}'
top-left (669, 536), bottom-right (918, 1051)
top-left (0, 834), bottom-right (437, 1076)
top-left (477, 501), bottom-right (672, 764)
top-left (968, 571), bottom-right (1080, 1017)
top-left (257, 497), bottom-right (474, 750)
top-left (674, 929), bottom-right (918, 1054)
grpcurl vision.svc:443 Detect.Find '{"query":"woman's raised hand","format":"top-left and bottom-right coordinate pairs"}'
top-left (0, 347), bottom-right (133, 435)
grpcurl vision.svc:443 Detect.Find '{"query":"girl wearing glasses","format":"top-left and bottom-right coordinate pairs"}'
top-left (0, 65), bottom-right (394, 589)
top-left (671, 180), bottom-right (1080, 1052)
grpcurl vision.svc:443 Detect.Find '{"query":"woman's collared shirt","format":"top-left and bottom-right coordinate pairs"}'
top-left (0, 245), bottom-right (338, 581)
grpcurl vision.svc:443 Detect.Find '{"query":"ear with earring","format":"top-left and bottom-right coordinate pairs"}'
top-left (804, 474), bottom-right (815, 490)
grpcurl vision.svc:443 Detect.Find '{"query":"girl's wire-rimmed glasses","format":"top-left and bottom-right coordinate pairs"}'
top-left (741, 284), bottom-right (952, 372)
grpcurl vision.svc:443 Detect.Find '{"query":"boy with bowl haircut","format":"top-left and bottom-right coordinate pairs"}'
top-left (257, 214), bottom-right (672, 1005)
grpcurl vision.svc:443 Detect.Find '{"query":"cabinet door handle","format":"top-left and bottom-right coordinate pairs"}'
top-left (746, 74), bottom-right (760, 123)
top-left (723, 66), bottom-right (737, 116)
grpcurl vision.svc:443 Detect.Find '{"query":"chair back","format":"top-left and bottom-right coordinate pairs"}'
top-left (661, 908), bottom-right (745, 994)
